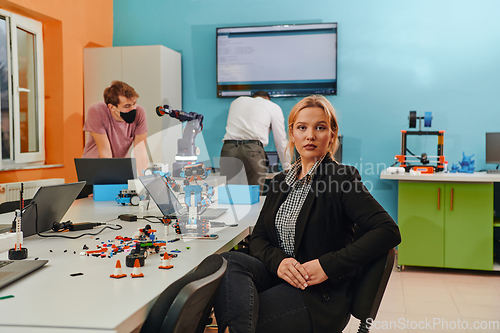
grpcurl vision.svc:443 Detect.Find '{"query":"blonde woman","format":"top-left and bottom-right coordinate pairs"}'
top-left (213, 95), bottom-right (400, 333)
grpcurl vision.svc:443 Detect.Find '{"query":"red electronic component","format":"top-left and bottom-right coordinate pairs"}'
top-left (412, 166), bottom-right (434, 174)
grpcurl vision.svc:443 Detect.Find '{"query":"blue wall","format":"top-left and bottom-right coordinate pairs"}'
top-left (113, 0), bottom-right (500, 220)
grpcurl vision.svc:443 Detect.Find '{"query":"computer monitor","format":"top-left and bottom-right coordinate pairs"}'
top-left (486, 133), bottom-right (500, 164)
top-left (217, 23), bottom-right (337, 97)
top-left (266, 151), bottom-right (280, 173)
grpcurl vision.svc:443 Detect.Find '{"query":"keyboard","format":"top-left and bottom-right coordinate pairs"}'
top-left (0, 259), bottom-right (48, 290)
top-left (0, 260), bottom-right (14, 269)
top-left (486, 169), bottom-right (500, 174)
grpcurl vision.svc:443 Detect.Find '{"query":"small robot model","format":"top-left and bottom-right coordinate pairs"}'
top-left (116, 189), bottom-right (141, 206)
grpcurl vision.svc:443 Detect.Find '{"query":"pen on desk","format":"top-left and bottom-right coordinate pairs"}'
top-left (168, 238), bottom-right (180, 243)
top-left (0, 295), bottom-right (14, 300)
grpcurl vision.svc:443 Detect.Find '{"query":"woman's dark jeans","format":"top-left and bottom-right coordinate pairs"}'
top-left (213, 251), bottom-right (313, 333)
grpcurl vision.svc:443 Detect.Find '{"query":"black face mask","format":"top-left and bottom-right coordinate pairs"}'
top-left (120, 109), bottom-right (137, 124)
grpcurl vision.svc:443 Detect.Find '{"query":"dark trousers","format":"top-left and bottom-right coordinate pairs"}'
top-left (213, 251), bottom-right (313, 333)
top-left (220, 141), bottom-right (267, 190)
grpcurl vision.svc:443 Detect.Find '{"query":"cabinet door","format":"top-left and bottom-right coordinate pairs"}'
top-left (444, 183), bottom-right (493, 270)
top-left (398, 182), bottom-right (445, 267)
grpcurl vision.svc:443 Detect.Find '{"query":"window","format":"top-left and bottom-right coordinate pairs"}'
top-left (0, 10), bottom-right (44, 166)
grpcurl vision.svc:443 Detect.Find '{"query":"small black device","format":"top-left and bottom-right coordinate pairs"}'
top-left (119, 214), bottom-right (138, 222)
top-left (126, 243), bottom-right (146, 267)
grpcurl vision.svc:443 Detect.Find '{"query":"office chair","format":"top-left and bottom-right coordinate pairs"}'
top-left (348, 248), bottom-right (396, 333)
top-left (139, 254), bottom-right (227, 333)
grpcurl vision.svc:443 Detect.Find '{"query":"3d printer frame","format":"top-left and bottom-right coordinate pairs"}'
top-left (396, 130), bottom-right (446, 172)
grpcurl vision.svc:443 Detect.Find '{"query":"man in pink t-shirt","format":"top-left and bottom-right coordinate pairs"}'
top-left (82, 81), bottom-right (148, 175)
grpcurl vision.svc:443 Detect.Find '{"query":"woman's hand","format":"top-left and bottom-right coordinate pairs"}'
top-left (301, 259), bottom-right (328, 286)
top-left (277, 258), bottom-right (310, 290)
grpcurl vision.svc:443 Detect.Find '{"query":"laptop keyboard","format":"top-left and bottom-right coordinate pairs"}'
top-left (0, 261), bottom-right (14, 269)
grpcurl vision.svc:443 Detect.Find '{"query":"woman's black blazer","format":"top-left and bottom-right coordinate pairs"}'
top-left (250, 157), bottom-right (401, 333)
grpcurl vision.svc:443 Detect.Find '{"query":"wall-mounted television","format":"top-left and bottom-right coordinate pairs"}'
top-left (216, 23), bottom-right (337, 98)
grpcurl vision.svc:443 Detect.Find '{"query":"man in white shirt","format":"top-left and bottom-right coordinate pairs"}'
top-left (220, 91), bottom-right (289, 190)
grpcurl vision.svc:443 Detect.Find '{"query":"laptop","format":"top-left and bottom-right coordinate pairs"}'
top-left (139, 174), bottom-right (227, 220)
top-left (74, 158), bottom-right (137, 185)
top-left (21, 182), bottom-right (86, 237)
top-left (0, 259), bottom-right (48, 290)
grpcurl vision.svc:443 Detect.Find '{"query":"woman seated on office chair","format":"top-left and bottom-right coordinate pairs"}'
top-left (213, 95), bottom-right (401, 333)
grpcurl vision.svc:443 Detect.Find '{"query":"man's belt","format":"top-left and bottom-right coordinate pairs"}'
top-left (224, 140), bottom-right (263, 147)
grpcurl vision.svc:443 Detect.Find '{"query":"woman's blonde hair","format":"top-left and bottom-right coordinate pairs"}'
top-left (286, 95), bottom-right (339, 162)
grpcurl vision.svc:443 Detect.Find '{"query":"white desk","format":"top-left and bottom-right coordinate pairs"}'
top-left (0, 197), bottom-right (264, 332)
top-left (380, 170), bottom-right (500, 182)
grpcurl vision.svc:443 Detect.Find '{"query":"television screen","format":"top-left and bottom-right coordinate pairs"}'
top-left (216, 23), bottom-right (337, 98)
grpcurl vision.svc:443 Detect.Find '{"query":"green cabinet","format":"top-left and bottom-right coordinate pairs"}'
top-left (398, 181), bottom-right (493, 270)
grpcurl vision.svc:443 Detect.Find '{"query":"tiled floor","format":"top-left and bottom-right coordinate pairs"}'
top-left (203, 264), bottom-right (500, 333)
top-left (343, 264), bottom-right (500, 333)
top-left (200, 262), bottom-right (500, 333)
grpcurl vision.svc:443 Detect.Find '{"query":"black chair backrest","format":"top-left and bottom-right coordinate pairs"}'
top-left (349, 224), bottom-right (396, 329)
top-left (140, 254), bottom-right (227, 333)
top-left (350, 248), bottom-right (395, 321)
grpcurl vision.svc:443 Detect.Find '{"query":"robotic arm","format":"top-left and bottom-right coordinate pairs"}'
top-left (156, 105), bottom-right (204, 125)
top-left (156, 105), bottom-right (204, 176)
top-left (154, 105), bottom-right (213, 236)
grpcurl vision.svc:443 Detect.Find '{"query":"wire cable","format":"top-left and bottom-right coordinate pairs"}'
top-left (139, 215), bottom-right (164, 224)
top-left (32, 201), bottom-right (122, 239)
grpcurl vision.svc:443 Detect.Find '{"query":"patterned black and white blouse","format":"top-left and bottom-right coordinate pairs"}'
top-left (274, 155), bottom-right (325, 257)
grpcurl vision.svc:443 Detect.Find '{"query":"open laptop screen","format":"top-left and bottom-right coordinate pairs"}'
top-left (139, 175), bottom-right (184, 216)
top-left (74, 158), bottom-right (137, 185)
top-left (22, 181), bottom-right (86, 237)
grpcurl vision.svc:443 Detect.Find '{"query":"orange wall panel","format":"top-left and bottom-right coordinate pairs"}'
top-left (0, 0), bottom-right (113, 184)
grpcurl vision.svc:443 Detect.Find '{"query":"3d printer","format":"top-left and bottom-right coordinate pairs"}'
top-left (395, 111), bottom-right (446, 173)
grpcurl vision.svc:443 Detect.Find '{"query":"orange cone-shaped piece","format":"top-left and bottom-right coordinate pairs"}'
top-left (110, 259), bottom-right (127, 279)
top-left (130, 259), bottom-right (144, 278)
top-left (159, 252), bottom-right (174, 270)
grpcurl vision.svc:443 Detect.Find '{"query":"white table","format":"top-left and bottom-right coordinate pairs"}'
top-left (0, 197), bottom-right (264, 332)
top-left (380, 170), bottom-right (500, 182)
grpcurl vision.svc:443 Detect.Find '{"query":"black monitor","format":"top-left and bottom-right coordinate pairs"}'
top-left (486, 133), bottom-right (500, 164)
top-left (74, 158), bottom-right (137, 185)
